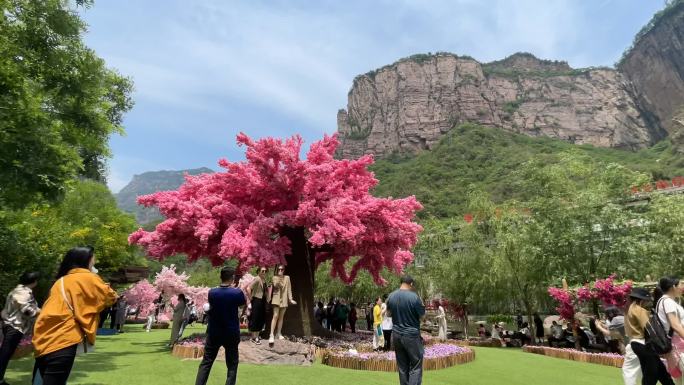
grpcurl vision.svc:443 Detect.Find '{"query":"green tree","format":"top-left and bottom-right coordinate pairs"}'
top-left (0, 0), bottom-right (133, 208)
top-left (0, 180), bottom-right (140, 300)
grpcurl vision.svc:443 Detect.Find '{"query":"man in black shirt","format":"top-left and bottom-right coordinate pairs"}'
top-left (386, 275), bottom-right (425, 385)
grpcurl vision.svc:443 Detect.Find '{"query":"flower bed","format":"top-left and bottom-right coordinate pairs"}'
top-left (523, 346), bottom-right (624, 368)
top-left (322, 343), bottom-right (475, 372)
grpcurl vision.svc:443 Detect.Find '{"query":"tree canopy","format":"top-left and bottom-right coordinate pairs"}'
top-left (0, 0), bottom-right (133, 208)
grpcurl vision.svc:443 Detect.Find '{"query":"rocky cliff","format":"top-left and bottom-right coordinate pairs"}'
top-left (337, 3), bottom-right (684, 159)
top-left (619, 1), bottom-right (684, 134)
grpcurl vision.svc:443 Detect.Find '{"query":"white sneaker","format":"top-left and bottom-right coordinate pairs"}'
top-left (277, 334), bottom-right (285, 340)
top-left (269, 335), bottom-right (275, 344)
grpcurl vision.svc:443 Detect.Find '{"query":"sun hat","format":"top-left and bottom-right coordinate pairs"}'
top-left (629, 287), bottom-right (651, 301)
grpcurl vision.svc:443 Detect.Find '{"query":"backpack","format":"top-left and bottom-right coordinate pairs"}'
top-left (645, 298), bottom-right (673, 355)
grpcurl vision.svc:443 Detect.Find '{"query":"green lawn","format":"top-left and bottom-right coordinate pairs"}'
top-left (5, 325), bottom-right (623, 385)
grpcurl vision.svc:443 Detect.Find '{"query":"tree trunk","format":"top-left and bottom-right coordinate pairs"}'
top-left (279, 227), bottom-right (330, 337)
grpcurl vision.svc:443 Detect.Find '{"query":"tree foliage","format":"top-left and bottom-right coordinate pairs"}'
top-left (0, 0), bottom-right (133, 208)
top-left (0, 180), bottom-right (140, 300)
top-left (130, 133), bottom-right (422, 284)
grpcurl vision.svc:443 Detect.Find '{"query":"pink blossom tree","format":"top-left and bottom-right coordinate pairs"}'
top-left (153, 264), bottom-right (189, 301)
top-left (129, 134), bottom-right (423, 336)
top-left (124, 280), bottom-right (160, 318)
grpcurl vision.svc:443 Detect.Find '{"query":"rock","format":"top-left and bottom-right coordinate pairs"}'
top-left (214, 339), bottom-right (315, 366)
top-left (619, 1), bottom-right (684, 135)
top-left (337, 53), bottom-right (656, 159)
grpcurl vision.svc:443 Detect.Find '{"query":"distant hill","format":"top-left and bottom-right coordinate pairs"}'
top-left (370, 124), bottom-right (684, 218)
top-left (115, 168), bottom-right (213, 224)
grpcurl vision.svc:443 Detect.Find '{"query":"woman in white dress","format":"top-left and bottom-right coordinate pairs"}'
top-left (436, 305), bottom-right (447, 341)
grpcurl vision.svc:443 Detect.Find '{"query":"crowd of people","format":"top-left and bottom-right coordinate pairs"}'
top-left (9, 247), bottom-right (684, 385)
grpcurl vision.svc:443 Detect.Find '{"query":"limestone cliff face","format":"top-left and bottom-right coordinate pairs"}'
top-left (619, 1), bottom-right (684, 135)
top-left (337, 53), bottom-right (655, 159)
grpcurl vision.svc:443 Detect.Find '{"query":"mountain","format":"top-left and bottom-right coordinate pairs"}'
top-left (115, 168), bottom-right (213, 224)
top-left (337, 1), bottom-right (684, 160)
top-left (370, 124), bottom-right (684, 218)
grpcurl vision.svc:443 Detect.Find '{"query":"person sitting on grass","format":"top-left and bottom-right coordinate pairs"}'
top-left (195, 267), bottom-right (246, 385)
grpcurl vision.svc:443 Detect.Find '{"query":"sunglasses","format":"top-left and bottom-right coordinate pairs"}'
top-left (259, 270), bottom-right (267, 273)
top-left (278, 267), bottom-right (285, 271)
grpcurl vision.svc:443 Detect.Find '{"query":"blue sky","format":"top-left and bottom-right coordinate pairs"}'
top-left (78, 0), bottom-right (664, 192)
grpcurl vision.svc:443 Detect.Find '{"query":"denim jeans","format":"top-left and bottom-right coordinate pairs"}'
top-left (392, 333), bottom-right (424, 385)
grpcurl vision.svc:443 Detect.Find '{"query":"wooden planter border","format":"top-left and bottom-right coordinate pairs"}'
top-left (523, 345), bottom-right (624, 368)
top-left (321, 349), bottom-right (475, 372)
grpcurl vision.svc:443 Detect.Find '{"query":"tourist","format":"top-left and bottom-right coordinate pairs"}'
top-left (547, 321), bottom-right (564, 347)
top-left (382, 295), bottom-right (393, 351)
top-left (111, 296), bottom-right (127, 333)
top-left (326, 299), bottom-right (335, 331)
top-left (314, 302), bottom-right (325, 327)
top-left (248, 267), bottom-right (267, 344)
top-left (146, 292), bottom-right (165, 332)
top-left (0, 271), bottom-right (41, 385)
top-left (623, 288), bottom-right (648, 385)
top-left (655, 277), bottom-right (684, 384)
top-left (32, 246), bottom-right (118, 385)
top-left (436, 304), bottom-right (447, 341)
top-left (593, 307), bottom-right (625, 354)
top-left (477, 323), bottom-right (486, 338)
top-left (372, 297), bottom-right (383, 350)
top-left (268, 265), bottom-right (296, 344)
top-left (335, 299), bottom-right (349, 332)
top-left (179, 300), bottom-right (194, 339)
top-left (386, 275), bottom-right (425, 385)
top-left (366, 302), bottom-right (373, 331)
top-left (349, 303), bottom-right (358, 333)
top-left (169, 293), bottom-right (188, 347)
top-left (533, 313), bottom-right (544, 344)
top-left (195, 267), bottom-right (246, 385)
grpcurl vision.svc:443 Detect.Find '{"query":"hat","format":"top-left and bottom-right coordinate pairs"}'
top-left (629, 287), bottom-right (651, 301)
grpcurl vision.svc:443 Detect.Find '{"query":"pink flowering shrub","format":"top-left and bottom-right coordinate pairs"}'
top-left (548, 275), bottom-right (632, 320)
top-left (334, 344), bottom-right (471, 361)
top-left (129, 133), bottom-right (422, 285)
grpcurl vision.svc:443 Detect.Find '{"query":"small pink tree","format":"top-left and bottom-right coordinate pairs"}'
top-left (124, 280), bottom-right (160, 318)
top-left (130, 134), bottom-right (423, 336)
top-left (153, 265), bottom-right (189, 300)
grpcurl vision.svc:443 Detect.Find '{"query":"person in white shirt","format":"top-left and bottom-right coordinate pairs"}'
top-left (655, 277), bottom-right (684, 385)
top-left (381, 296), bottom-right (393, 352)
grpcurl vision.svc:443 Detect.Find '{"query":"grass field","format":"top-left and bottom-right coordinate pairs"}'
top-left (4, 325), bottom-right (623, 385)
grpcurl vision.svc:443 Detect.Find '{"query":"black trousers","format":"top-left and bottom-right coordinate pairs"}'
top-left (195, 333), bottom-right (240, 385)
top-left (349, 319), bottom-right (356, 333)
top-left (392, 333), bottom-right (424, 385)
top-left (34, 344), bottom-right (78, 385)
top-left (631, 342), bottom-right (674, 385)
top-left (0, 325), bottom-right (23, 381)
top-left (383, 329), bottom-right (393, 351)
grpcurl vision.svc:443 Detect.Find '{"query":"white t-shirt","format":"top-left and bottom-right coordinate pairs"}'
top-left (381, 303), bottom-right (393, 330)
top-left (657, 295), bottom-right (684, 332)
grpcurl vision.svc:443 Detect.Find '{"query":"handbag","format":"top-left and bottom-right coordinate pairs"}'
top-left (376, 324), bottom-right (385, 346)
top-left (59, 277), bottom-right (95, 355)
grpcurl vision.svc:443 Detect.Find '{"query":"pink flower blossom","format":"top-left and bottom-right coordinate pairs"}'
top-left (130, 134), bottom-right (423, 284)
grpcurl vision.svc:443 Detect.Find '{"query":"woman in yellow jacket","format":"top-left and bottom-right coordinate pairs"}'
top-left (32, 247), bottom-right (117, 385)
top-left (372, 297), bottom-right (384, 350)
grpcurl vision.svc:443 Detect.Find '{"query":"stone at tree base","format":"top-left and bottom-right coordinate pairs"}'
top-left (214, 339), bottom-right (315, 366)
